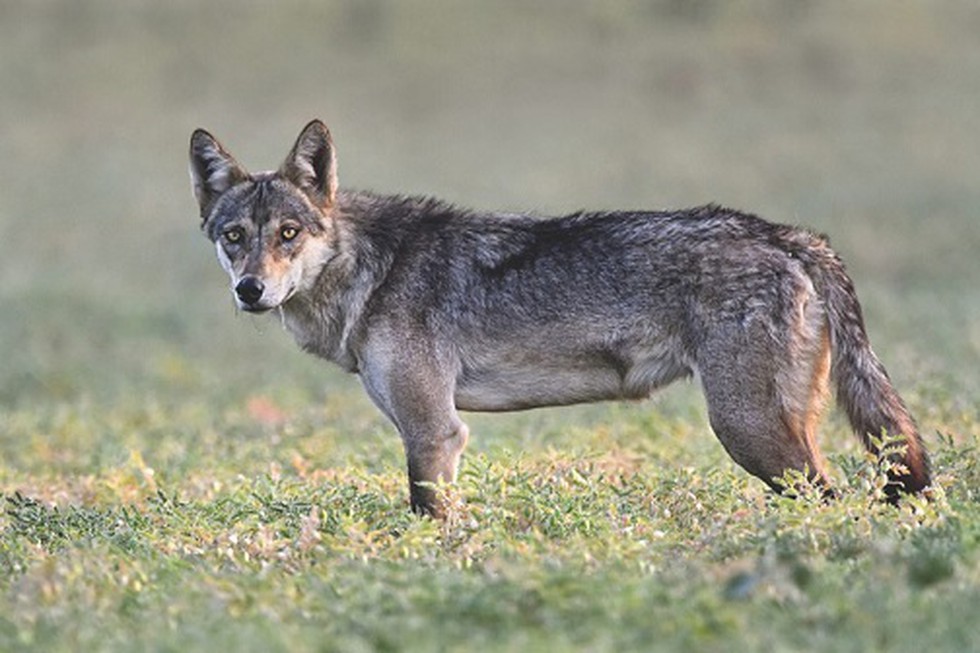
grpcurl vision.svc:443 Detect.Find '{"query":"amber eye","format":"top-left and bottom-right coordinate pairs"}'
top-left (223, 228), bottom-right (243, 244)
top-left (280, 226), bottom-right (300, 242)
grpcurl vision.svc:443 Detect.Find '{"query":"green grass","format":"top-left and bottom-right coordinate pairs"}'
top-left (1, 391), bottom-right (977, 652)
top-left (2, 1), bottom-right (979, 651)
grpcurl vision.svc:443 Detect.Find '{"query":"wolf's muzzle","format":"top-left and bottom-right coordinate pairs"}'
top-left (235, 276), bottom-right (265, 307)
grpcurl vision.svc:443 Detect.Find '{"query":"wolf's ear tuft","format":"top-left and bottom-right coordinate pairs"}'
top-left (280, 120), bottom-right (338, 209)
top-left (189, 129), bottom-right (249, 222)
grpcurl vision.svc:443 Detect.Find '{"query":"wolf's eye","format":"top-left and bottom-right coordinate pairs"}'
top-left (280, 226), bottom-right (300, 242)
top-left (223, 228), bottom-right (243, 244)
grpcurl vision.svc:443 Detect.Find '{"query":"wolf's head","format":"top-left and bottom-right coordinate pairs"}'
top-left (189, 120), bottom-right (340, 313)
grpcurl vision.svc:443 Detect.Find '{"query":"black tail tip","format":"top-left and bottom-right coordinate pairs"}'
top-left (883, 467), bottom-right (932, 505)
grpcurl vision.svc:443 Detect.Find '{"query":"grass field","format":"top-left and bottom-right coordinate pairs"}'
top-left (1, 2), bottom-right (979, 651)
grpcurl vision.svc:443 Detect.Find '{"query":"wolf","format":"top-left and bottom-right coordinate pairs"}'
top-left (189, 119), bottom-right (930, 517)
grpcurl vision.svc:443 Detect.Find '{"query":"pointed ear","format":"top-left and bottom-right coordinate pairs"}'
top-left (279, 120), bottom-right (338, 209)
top-left (189, 128), bottom-right (249, 220)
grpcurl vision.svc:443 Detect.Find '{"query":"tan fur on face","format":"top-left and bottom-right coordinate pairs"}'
top-left (253, 229), bottom-right (335, 307)
top-left (218, 221), bottom-right (336, 311)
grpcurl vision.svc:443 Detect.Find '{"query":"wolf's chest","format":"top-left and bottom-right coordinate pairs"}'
top-left (281, 304), bottom-right (359, 373)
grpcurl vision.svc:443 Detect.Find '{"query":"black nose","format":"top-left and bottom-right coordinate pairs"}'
top-left (235, 277), bottom-right (265, 305)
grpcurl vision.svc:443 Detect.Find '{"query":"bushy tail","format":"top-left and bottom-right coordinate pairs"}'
top-left (806, 243), bottom-right (930, 500)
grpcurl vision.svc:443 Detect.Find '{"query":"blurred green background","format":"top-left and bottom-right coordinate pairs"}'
top-left (1, 0), bottom-right (978, 410)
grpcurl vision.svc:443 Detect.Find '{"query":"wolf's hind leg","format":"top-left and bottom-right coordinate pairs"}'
top-left (697, 317), bottom-right (832, 495)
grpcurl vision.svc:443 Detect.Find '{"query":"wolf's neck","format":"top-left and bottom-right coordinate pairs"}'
top-left (277, 193), bottom-right (400, 373)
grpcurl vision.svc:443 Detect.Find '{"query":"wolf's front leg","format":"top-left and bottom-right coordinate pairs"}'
top-left (358, 344), bottom-right (469, 518)
top-left (401, 418), bottom-right (469, 518)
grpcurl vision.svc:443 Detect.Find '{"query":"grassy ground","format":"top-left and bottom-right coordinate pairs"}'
top-left (1, 2), bottom-right (979, 651)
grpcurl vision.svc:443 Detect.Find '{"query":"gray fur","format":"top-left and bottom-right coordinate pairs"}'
top-left (190, 120), bottom-right (930, 517)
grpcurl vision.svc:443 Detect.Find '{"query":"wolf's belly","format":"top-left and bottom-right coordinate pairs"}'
top-left (453, 345), bottom-right (692, 412)
top-left (454, 363), bottom-right (623, 412)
